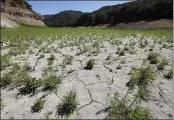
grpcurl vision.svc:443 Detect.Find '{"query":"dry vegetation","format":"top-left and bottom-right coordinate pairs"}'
top-left (1, 27), bottom-right (173, 119)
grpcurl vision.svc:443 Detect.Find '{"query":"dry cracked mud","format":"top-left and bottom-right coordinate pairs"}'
top-left (1, 33), bottom-right (173, 119)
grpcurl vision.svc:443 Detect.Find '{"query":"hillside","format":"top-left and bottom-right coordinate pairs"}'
top-left (1, 0), bottom-right (45, 28)
top-left (44, 0), bottom-right (173, 28)
top-left (43, 10), bottom-right (83, 27)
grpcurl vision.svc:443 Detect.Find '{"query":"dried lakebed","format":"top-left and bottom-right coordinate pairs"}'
top-left (1, 33), bottom-right (173, 119)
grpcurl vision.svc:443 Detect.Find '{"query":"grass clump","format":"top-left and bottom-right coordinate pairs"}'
top-left (1, 98), bottom-right (6, 109)
top-left (19, 77), bottom-right (39, 94)
top-left (42, 72), bottom-right (61, 91)
top-left (31, 98), bottom-right (45, 113)
top-left (164, 69), bottom-right (173, 80)
top-left (107, 62), bottom-right (155, 119)
top-left (140, 41), bottom-right (146, 49)
top-left (119, 50), bottom-right (125, 56)
top-left (1, 55), bottom-right (10, 70)
top-left (150, 57), bottom-right (159, 64)
top-left (147, 52), bottom-right (159, 61)
top-left (106, 55), bottom-right (111, 60)
top-left (57, 91), bottom-right (78, 118)
top-left (124, 46), bottom-right (129, 51)
top-left (63, 56), bottom-right (73, 65)
top-left (149, 45), bottom-right (155, 51)
top-left (47, 54), bottom-right (55, 66)
top-left (1, 72), bottom-right (13, 87)
top-left (108, 92), bottom-right (150, 119)
top-left (147, 52), bottom-right (159, 64)
top-left (84, 59), bottom-right (95, 70)
top-left (157, 57), bottom-right (168, 70)
top-left (22, 63), bottom-right (32, 71)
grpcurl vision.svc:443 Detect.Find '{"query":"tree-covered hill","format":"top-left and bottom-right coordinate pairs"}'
top-left (44, 0), bottom-right (173, 27)
top-left (43, 10), bottom-right (83, 27)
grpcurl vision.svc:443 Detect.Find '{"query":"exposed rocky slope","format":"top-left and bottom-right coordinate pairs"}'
top-left (1, 0), bottom-right (45, 28)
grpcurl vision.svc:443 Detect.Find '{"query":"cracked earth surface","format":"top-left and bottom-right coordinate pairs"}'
top-left (1, 34), bottom-right (173, 119)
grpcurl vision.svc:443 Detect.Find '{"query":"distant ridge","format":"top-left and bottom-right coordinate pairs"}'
top-left (43, 0), bottom-right (173, 28)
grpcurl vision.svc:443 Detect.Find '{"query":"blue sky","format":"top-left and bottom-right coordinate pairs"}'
top-left (28, 1), bottom-right (129, 15)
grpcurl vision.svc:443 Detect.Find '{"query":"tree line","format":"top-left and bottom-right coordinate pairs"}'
top-left (44, 0), bottom-right (173, 27)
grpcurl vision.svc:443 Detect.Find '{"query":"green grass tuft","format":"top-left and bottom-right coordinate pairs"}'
top-left (57, 91), bottom-right (78, 118)
top-left (31, 98), bottom-right (45, 113)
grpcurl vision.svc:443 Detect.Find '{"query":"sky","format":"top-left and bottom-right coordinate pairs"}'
top-left (28, 1), bottom-right (129, 15)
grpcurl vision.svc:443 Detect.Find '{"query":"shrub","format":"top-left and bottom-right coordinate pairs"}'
top-left (43, 74), bottom-right (61, 91)
top-left (119, 50), bottom-right (125, 56)
top-left (84, 59), bottom-right (95, 70)
top-left (68, 68), bottom-right (74, 74)
top-left (116, 51), bottom-right (120, 54)
top-left (63, 56), bottom-right (73, 65)
top-left (108, 92), bottom-right (150, 119)
top-left (147, 52), bottom-right (159, 61)
top-left (57, 91), bottom-right (78, 118)
top-left (48, 54), bottom-right (55, 66)
top-left (164, 69), bottom-right (173, 80)
top-left (150, 57), bottom-right (159, 64)
top-left (127, 64), bottom-right (156, 96)
top-left (22, 63), bottom-right (32, 71)
top-left (19, 78), bottom-right (38, 94)
top-left (29, 49), bottom-right (34, 54)
top-left (124, 46), bottom-right (129, 51)
top-left (140, 42), bottom-right (145, 49)
top-left (149, 45), bottom-right (155, 51)
top-left (129, 50), bottom-right (136, 54)
top-left (157, 58), bottom-right (168, 70)
top-left (117, 47), bottom-right (121, 51)
top-left (106, 55), bottom-right (111, 60)
top-left (1, 55), bottom-right (10, 70)
top-left (31, 98), bottom-right (45, 113)
top-left (1, 98), bottom-right (5, 109)
top-left (1, 72), bottom-right (13, 87)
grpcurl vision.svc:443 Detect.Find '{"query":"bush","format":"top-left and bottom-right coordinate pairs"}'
top-left (1, 72), bottom-right (13, 87)
top-left (19, 78), bottom-right (38, 94)
top-left (124, 46), bottom-right (129, 51)
top-left (106, 55), bottom-right (111, 60)
top-left (1, 55), bottom-right (10, 70)
top-left (140, 43), bottom-right (145, 49)
top-left (119, 50), bottom-right (125, 56)
top-left (84, 59), bottom-right (95, 70)
top-left (22, 63), bottom-right (32, 71)
top-left (108, 92), bottom-right (150, 119)
top-left (127, 65), bottom-right (156, 96)
top-left (147, 52), bottom-right (159, 61)
top-left (157, 58), bottom-right (168, 70)
top-left (43, 74), bottom-right (61, 91)
top-left (63, 56), bottom-right (73, 65)
top-left (57, 91), bottom-right (78, 118)
top-left (48, 54), bottom-right (55, 65)
top-left (31, 98), bottom-right (45, 113)
top-left (1, 98), bottom-right (5, 109)
top-left (150, 57), bottom-right (159, 64)
top-left (164, 69), bottom-right (173, 80)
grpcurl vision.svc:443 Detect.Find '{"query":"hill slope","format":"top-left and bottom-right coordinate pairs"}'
top-left (43, 10), bottom-right (83, 27)
top-left (44, 0), bottom-right (173, 28)
top-left (1, 0), bottom-right (45, 28)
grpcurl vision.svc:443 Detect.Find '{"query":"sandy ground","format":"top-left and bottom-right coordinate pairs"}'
top-left (1, 34), bottom-right (173, 119)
